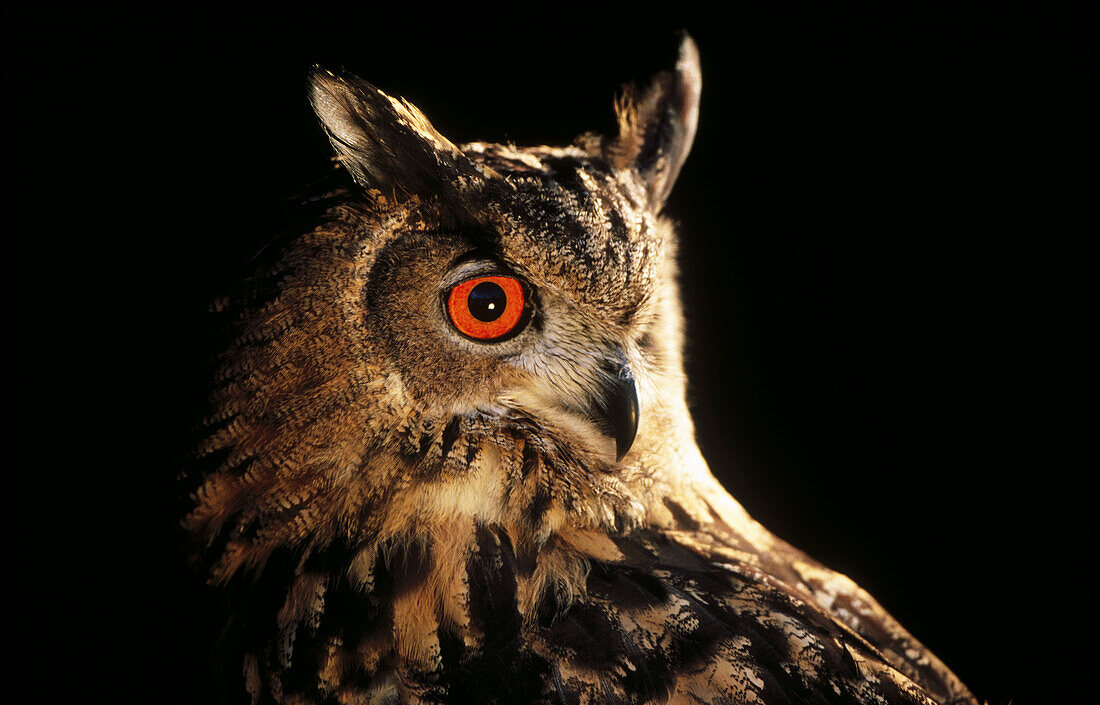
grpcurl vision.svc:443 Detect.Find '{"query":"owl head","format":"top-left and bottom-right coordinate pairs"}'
top-left (187, 37), bottom-right (703, 584)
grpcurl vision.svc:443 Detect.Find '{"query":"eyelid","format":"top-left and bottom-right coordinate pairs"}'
top-left (441, 258), bottom-right (512, 290)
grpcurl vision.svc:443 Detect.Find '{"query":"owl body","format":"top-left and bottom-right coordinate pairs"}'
top-left (185, 37), bottom-right (977, 705)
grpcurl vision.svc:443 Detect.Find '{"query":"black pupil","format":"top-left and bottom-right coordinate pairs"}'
top-left (468, 281), bottom-right (507, 322)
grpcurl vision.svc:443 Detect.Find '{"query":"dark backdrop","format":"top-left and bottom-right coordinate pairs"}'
top-left (10, 4), bottom-right (1081, 704)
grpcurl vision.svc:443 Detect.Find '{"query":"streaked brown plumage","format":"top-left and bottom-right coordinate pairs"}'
top-left (184, 34), bottom-right (978, 704)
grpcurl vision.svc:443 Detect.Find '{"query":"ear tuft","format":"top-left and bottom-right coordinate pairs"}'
top-left (308, 68), bottom-right (461, 197)
top-left (602, 33), bottom-right (701, 208)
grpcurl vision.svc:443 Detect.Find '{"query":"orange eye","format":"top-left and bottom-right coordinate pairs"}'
top-left (447, 276), bottom-right (527, 341)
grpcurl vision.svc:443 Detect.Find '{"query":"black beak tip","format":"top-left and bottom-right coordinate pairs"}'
top-left (615, 430), bottom-right (636, 462)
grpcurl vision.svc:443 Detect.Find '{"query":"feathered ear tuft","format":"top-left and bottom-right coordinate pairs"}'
top-left (600, 33), bottom-right (701, 208)
top-left (308, 68), bottom-right (462, 197)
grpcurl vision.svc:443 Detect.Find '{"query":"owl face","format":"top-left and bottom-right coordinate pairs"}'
top-left (188, 40), bottom-right (700, 577)
top-left (304, 43), bottom-right (701, 459)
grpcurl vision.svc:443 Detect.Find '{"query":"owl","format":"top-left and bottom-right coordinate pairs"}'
top-left (184, 34), bottom-right (979, 705)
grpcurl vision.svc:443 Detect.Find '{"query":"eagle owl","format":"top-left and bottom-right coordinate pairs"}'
top-left (185, 35), bottom-right (978, 705)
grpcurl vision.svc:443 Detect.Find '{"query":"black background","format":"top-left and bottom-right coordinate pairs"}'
top-left (8, 4), bottom-right (1083, 704)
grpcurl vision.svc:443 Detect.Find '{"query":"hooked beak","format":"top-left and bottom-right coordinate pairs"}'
top-left (590, 358), bottom-right (639, 461)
